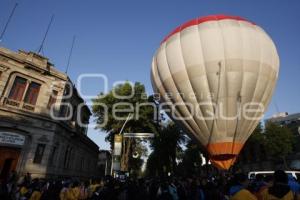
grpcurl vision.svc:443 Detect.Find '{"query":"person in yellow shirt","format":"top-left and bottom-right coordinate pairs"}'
top-left (60, 182), bottom-right (69, 200)
top-left (89, 180), bottom-right (100, 194)
top-left (29, 186), bottom-right (42, 200)
top-left (231, 189), bottom-right (258, 200)
top-left (79, 181), bottom-right (89, 200)
top-left (260, 170), bottom-right (295, 200)
top-left (19, 184), bottom-right (29, 197)
top-left (88, 180), bottom-right (102, 198)
top-left (230, 173), bottom-right (257, 200)
top-left (66, 182), bottom-right (80, 200)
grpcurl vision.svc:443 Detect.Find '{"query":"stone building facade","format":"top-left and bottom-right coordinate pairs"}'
top-left (0, 47), bottom-right (100, 180)
top-left (98, 150), bottom-right (112, 176)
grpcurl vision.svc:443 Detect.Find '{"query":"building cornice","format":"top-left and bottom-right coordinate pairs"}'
top-left (0, 47), bottom-right (67, 81)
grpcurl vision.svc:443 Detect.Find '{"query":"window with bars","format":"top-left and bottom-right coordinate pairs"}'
top-left (63, 146), bottom-right (73, 168)
top-left (63, 146), bottom-right (70, 168)
top-left (33, 144), bottom-right (46, 164)
top-left (80, 157), bottom-right (84, 171)
top-left (48, 146), bottom-right (57, 166)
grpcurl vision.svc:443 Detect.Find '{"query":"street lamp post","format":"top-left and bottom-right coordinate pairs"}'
top-left (111, 114), bottom-right (132, 176)
top-left (111, 113), bottom-right (155, 176)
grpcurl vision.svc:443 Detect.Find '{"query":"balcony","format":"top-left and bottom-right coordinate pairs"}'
top-left (22, 103), bottom-right (35, 111)
top-left (3, 97), bottom-right (36, 112)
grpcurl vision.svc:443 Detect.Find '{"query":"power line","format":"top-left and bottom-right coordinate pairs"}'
top-left (274, 100), bottom-right (280, 113)
top-left (65, 35), bottom-right (76, 74)
top-left (38, 14), bottom-right (54, 54)
top-left (0, 3), bottom-right (18, 42)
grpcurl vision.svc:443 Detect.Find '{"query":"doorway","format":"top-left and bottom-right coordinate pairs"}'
top-left (0, 147), bottom-right (20, 181)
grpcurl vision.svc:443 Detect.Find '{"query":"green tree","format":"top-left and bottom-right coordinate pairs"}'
top-left (92, 82), bottom-right (156, 172)
top-left (264, 122), bottom-right (294, 169)
top-left (146, 122), bottom-right (187, 176)
top-left (237, 122), bottom-right (265, 165)
top-left (176, 140), bottom-right (203, 176)
top-left (249, 122), bottom-right (264, 142)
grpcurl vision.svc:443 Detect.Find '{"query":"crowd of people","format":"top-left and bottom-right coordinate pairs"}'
top-left (0, 170), bottom-right (300, 200)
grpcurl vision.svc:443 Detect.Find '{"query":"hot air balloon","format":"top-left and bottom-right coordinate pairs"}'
top-left (151, 15), bottom-right (279, 170)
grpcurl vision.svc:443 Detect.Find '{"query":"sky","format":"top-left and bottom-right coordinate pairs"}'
top-left (1, 0), bottom-right (299, 150)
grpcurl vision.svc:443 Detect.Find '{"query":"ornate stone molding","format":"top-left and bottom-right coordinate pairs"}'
top-left (0, 65), bottom-right (9, 72)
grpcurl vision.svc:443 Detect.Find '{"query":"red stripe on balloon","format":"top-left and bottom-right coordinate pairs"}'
top-left (161, 15), bottom-right (255, 44)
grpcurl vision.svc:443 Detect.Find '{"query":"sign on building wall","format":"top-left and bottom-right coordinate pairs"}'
top-left (0, 132), bottom-right (25, 146)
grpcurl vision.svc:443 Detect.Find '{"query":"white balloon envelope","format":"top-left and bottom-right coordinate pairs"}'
top-left (151, 15), bottom-right (279, 170)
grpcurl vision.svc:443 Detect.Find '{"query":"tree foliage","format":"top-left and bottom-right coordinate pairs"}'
top-left (239, 122), bottom-right (295, 169)
top-left (92, 82), bottom-right (156, 172)
top-left (176, 140), bottom-right (203, 176)
top-left (264, 122), bottom-right (294, 160)
top-left (146, 122), bottom-right (187, 176)
top-left (249, 122), bottom-right (264, 143)
top-left (238, 122), bottom-right (265, 163)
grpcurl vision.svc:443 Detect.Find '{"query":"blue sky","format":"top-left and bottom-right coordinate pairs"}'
top-left (1, 0), bottom-right (299, 150)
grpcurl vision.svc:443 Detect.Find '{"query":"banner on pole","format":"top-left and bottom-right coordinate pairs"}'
top-left (113, 134), bottom-right (122, 156)
top-left (113, 156), bottom-right (121, 171)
